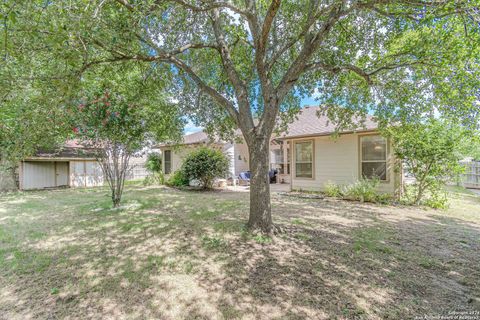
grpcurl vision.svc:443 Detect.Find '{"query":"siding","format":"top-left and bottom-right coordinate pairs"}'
top-left (233, 142), bottom-right (249, 177)
top-left (224, 144), bottom-right (235, 178)
top-left (22, 162), bottom-right (56, 189)
top-left (289, 133), bottom-right (398, 194)
top-left (70, 160), bottom-right (104, 187)
top-left (162, 143), bottom-right (240, 178)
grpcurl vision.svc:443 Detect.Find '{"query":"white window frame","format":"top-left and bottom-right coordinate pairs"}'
top-left (294, 140), bottom-right (314, 179)
top-left (360, 135), bottom-right (388, 181)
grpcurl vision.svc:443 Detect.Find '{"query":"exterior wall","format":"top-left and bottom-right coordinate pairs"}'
top-left (161, 143), bottom-right (236, 177)
top-left (22, 161), bottom-right (56, 189)
top-left (289, 132), bottom-right (399, 194)
top-left (233, 142), bottom-right (249, 177)
top-left (21, 161), bottom-right (70, 190)
top-left (70, 160), bottom-right (104, 188)
top-left (224, 144), bottom-right (236, 178)
top-left (18, 153), bottom-right (150, 190)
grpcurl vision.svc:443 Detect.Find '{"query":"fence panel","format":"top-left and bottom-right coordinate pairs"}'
top-left (462, 161), bottom-right (480, 189)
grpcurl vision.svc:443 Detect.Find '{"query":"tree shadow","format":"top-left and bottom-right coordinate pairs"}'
top-left (1, 187), bottom-right (479, 319)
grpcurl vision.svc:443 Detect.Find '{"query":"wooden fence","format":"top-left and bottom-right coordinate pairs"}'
top-left (462, 161), bottom-right (480, 189)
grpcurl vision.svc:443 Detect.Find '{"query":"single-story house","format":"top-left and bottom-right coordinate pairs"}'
top-left (17, 141), bottom-right (151, 190)
top-left (159, 106), bottom-right (402, 195)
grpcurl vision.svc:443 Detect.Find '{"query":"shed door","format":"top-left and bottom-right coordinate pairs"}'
top-left (55, 162), bottom-right (69, 186)
top-left (23, 162), bottom-right (56, 189)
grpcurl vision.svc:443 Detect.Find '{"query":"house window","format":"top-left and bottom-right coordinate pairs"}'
top-left (164, 150), bottom-right (172, 174)
top-left (295, 141), bottom-right (313, 178)
top-left (360, 135), bottom-right (387, 180)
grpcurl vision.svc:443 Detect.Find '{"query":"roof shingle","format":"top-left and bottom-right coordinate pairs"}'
top-left (279, 106), bottom-right (378, 139)
top-left (166, 106), bottom-right (379, 145)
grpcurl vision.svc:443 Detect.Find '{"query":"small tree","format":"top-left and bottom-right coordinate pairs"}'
top-left (387, 119), bottom-right (466, 205)
top-left (144, 152), bottom-right (164, 185)
top-left (71, 90), bottom-right (181, 207)
top-left (181, 147), bottom-right (229, 189)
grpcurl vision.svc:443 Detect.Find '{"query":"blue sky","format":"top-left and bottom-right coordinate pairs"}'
top-left (184, 96), bottom-right (318, 134)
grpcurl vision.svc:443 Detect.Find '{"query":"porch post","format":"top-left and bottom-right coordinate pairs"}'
top-left (283, 141), bottom-right (288, 174)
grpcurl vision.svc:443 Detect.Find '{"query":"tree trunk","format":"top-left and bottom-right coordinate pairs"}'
top-left (112, 191), bottom-right (121, 208)
top-left (247, 137), bottom-right (273, 234)
top-left (415, 183), bottom-right (425, 205)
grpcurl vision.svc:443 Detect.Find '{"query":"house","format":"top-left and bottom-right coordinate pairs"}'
top-left (17, 141), bottom-right (150, 190)
top-left (159, 106), bottom-right (402, 195)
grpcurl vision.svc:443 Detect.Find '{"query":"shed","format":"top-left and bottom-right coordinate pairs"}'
top-left (19, 142), bottom-right (104, 190)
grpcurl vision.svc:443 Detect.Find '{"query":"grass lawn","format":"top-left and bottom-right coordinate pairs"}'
top-left (0, 184), bottom-right (479, 319)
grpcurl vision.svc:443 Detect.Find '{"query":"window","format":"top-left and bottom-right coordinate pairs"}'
top-left (360, 135), bottom-right (387, 180)
top-left (164, 150), bottom-right (172, 174)
top-left (295, 141), bottom-right (313, 178)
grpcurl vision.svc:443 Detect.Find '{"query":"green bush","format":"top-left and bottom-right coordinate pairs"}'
top-left (143, 152), bottom-right (164, 186)
top-left (166, 170), bottom-right (189, 187)
top-left (145, 152), bottom-right (162, 173)
top-left (386, 119), bottom-right (466, 206)
top-left (324, 181), bottom-right (342, 197)
top-left (375, 192), bottom-right (393, 205)
top-left (402, 184), bottom-right (449, 209)
top-left (143, 172), bottom-right (165, 186)
top-left (181, 147), bottom-right (229, 189)
top-left (342, 177), bottom-right (380, 202)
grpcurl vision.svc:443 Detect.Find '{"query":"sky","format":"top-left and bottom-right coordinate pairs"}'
top-left (184, 96), bottom-right (319, 134)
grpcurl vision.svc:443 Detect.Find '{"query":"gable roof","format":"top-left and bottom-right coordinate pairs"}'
top-left (279, 106), bottom-right (378, 139)
top-left (163, 106), bottom-right (379, 146)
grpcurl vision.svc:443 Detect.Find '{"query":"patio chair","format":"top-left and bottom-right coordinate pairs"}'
top-left (238, 171), bottom-right (251, 186)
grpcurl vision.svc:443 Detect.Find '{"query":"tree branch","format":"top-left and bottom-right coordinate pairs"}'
top-left (275, 2), bottom-right (350, 101)
top-left (210, 8), bottom-right (253, 130)
top-left (166, 0), bottom-right (252, 18)
top-left (306, 60), bottom-right (440, 85)
top-left (169, 56), bottom-right (240, 125)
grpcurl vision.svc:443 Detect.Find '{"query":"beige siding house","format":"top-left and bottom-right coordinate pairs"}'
top-left (160, 131), bottom-right (249, 179)
top-left (161, 106), bottom-right (402, 195)
top-left (280, 106), bottom-right (401, 194)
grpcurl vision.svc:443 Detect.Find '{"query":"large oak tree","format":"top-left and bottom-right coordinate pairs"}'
top-left (3, 0), bottom-right (479, 233)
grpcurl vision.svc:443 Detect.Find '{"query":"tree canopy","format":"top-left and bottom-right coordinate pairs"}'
top-left (2, 0), bottom-right (479, 232)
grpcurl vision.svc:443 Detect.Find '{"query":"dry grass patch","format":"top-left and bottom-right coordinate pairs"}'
top-left (0, 184), bottom-right (479, 319)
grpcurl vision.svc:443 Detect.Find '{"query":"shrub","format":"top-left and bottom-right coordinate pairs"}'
top-left (375, 192), bottom-right (394, 205)
top-left (181, 147), bottom-right (229, 189)
top-left (386, 119), bottom-right (466, 205)
top-left (143, 152), bottom-right (164, 185)
top-left (402, 184), bottom-right (448, 209)
top-left (342, 177), bottom-right (380, 202)
top-left (166, 170), bottom-right (189, 187)
top-left (143, 172), bottom-right (165, 186)
top-left (145, 152), bottom-right (162, 173)
top-left (324, 181), bottom-right (342, 197)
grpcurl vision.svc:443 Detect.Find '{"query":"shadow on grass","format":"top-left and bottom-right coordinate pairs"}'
top-left (0, 187), bottom-right (479, 319)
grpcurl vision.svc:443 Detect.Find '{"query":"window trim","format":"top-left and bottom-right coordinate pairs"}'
top-left (163, 149), bottom-right (172, 175)
top-left (293, 139), bottom-right (315, 180)
top-left (358, 134), bottom-right (389, 182)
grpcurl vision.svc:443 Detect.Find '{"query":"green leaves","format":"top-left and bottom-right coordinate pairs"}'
top-left (386, 119), bottom-right (469, 204)
top-left (181, 147), bottom-right (230, 189)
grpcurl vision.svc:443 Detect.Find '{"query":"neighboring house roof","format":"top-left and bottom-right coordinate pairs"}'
top-left (160, 106), bottom-right (379, 146)
top-left (279, 106), bottom-right (378, 139)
